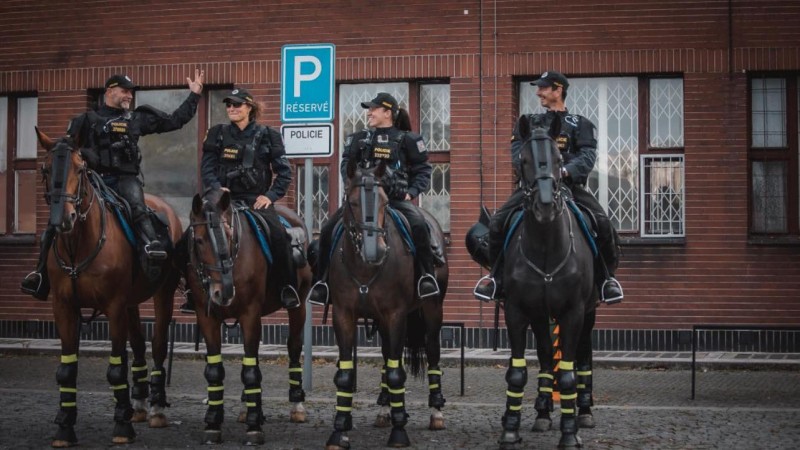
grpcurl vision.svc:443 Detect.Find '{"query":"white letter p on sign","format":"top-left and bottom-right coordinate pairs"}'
top-left (294, 56), bottom-right (322, 98)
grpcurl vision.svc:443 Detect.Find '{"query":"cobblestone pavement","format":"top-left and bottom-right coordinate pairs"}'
top-left (1, 352), bottom-right (799, 449)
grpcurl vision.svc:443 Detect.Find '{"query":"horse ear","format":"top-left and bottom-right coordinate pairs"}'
top-left (346, 156), bottom-right (358, 180)
top-left (548, 115), bottom-right (562, 140)
top-left (518, 115), bottom-right (531, 140)
top-left (36, 127), bottom-right (55, 151)
top-left (219, 189), bottom-right (231, 212)
top-left (192, 193), bottom-right (203, 215)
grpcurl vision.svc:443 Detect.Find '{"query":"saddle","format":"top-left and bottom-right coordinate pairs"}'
top-left (237, 203), bottom-right (307, 268)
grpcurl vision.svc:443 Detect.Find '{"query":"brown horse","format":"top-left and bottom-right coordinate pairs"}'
top-left (184, 190), bottom-right (311, 445)
top-left (37, 130), bottom-right (182, 447)
top-left (325, 159), bottom-right (449, 449)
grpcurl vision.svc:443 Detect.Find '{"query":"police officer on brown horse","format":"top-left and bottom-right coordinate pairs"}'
top-left (21, 71), bottom-right (204, 300)
top-left (196, 88), bottom-right (301, 310)
top-left (474, 71), bottom-right (623, 304)
top-left (307, 92), bottom-right (439, 305)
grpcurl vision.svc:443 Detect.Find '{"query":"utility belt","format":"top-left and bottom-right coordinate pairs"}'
top-left (98, 138), bottom-right (140, 174)
top-left (224, 165), bottom-right (264, 191)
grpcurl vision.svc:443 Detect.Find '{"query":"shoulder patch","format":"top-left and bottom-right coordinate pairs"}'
top-left (416, 139), bottom-right (428, 153)
top-left (564, 115), bottom-right (579, 127)
top-left (344, 135), bottom-right (353, 147)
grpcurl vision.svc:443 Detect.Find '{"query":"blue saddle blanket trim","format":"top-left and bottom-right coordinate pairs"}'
top-left (278, 215), bottom-right (291, 229)
top-left (97, 189), bottom-right (137, 248)
top-left (331, 222), bottom-right (345, 260)
top-left (242, 210), bottom-right (273, 265)
top-left (503, 211), bottom-right (524, 251)
top-left (566, 200), bottom-right (599, 257)
top-left (387, 208), bottom-right (416, 256)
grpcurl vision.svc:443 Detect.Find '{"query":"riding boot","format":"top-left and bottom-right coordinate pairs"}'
top-left (21, 228), bottom-right (55, 301)
top-left (136, 217), bottom-right (167, 260)
top-left (597, 257), bottom-right (623, 305)
top-left (474, 257), bottom-right (506, 302)
top-left (280, 285), bottom-right (301, 310)
top-left (307, 242), bottom-right (331, 307)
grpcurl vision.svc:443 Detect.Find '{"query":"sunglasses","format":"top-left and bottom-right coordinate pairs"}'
top-left (225, 102), bottom-right (245, 109)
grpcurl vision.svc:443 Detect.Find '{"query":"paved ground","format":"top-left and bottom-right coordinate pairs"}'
top-left (1, 340), bottom-right (799, 449)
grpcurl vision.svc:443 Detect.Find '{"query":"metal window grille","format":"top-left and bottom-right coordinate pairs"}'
top-left (296, 165), bottom-right (330, 233)
top-left (419, 163), bottom-right (451, 232)
top-left (640, 155), bottom-right (685, 237)
top-left (420, 84), bottom-right (451, 152)
top-left (650, 79), bottom-right (684, 148)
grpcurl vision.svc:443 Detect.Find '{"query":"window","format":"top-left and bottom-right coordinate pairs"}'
top-left (519, 76), bottom-right (685, 237)
top-left (1, 95), bottom-right (38, 235)
top-left (296, 165), bottom-right (329, 233)
top-left (337, 82), bottom-right (451, 231)
top-left (748, 75), bottom-right (799, 234)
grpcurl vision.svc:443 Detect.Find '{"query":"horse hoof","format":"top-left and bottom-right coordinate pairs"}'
top-left (149, 413), bottom-right (169, 428)
top-left (374, 413), bottom-right (391, 428)
top-left (387, 427), bottom-right (411, 448)
top-left (112, 422), bottom-right (135, 444)
top-left (131, 409), bottom-right (148, 423)
top-left (290, 409), bottom-right (307, 423)
top-left (532, 417), bottom-right (552, 432)
top-left (498, 430), bottom-right (522, 448)
top-left (52, 425), bottom-right (77, 448)
top-left (111, 435), bottom-right (134, 445)
top-left (51, 440), bottom-right (77, 448)
top-left (245, 430), bottom-right (264, 446)
top-left (429, 415), bottom-right (446, 430)
top-left (325, 431), bottom-right (350, 449)
top-left (238, 411), bottom-right (247, 423)
top-left (577, 413), bottom-right (595, 429)
top-left (558, 432), bottom-right (583, 448)
top-left (204, 429), bottom-right (223, 444)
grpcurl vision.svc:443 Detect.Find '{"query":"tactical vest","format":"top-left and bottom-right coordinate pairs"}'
top-left (215, 125), bottom-right (271, 195)
top-left (534, 112), bottom-right (581, 165)
top-left (363, 130), bottom-right (409, 200)
top-left (86, 110), bottom-right (140, 175)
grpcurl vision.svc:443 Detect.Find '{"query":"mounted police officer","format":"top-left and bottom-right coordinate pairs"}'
top-left (473, 71), bottom-right (624, 304)
top-left (21, 71), bottom-right (204, 300)
top-left (306, 92), bottom-right (439, 305)
top-left (190, 87), bottom-right (300, 311)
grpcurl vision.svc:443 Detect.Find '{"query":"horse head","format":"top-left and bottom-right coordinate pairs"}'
top-left (343, 156), bottom-right (390, 265)
top-left (189, 189), bottom-right (235, 306)
top-left (517, 115), bottom-right (565, 223)
top-left (38, 128), bottom-right (88, 233)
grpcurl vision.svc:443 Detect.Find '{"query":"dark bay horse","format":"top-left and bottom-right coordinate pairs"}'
top-left (325, 159), bottom-right (449, 449)
top-left (37, 130), bottom-right (182, 447)
top-left (185, 190), bottom-right (311, 445)
top-left (498, 117), bottom-right (597, 448)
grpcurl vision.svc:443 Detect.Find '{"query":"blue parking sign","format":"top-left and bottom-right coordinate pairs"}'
top-left (281, 44), bottom-right (335, 123)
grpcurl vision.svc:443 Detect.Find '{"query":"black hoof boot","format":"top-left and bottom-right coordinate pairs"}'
top-left (52, 425), bottom-right (78, 447)
top-left (387, 426), bottom-right (411, 448)
top-left (111, 421), bottom-right (136, 444)
top-left (325, 431), bottom-right (350, 449)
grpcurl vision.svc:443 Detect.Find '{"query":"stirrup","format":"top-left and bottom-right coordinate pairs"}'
top-left (417, 273), bottom-right (440, 299)
top-left (473, 275), bottom-right (497, 302)
top-left (281, 285), bottom-right (302, 309)
top-left (601, 277), bottom-right (624, 305)
top-left (306, 280), bottom-right (329, 307)
top-left (144, 243), bottom-right (168, 260)
top-left (21, 272), bottom-right (44, 295)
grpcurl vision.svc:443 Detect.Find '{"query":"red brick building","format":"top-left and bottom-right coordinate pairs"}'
top-left (1, 1), bottom-right (799, 350)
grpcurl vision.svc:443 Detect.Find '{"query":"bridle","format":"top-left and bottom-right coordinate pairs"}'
top-left (343, 170), bottom-right (389, 266)
top-left (188, 203), bottom-right (239, 305)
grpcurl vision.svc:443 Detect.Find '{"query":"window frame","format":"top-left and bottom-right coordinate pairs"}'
top-left (747, 73), bottom-right (799, 236)
top-left (1, 92), bottom-right (38, 239)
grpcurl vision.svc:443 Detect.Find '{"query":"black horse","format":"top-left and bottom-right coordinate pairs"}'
top-left (325, 158), bottom-right (448, 449)
top-left (495, 116), bottom-right (598, 448)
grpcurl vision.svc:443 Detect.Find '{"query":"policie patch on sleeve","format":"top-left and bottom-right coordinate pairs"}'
top-left (416, 139), bottom-right (428, 153)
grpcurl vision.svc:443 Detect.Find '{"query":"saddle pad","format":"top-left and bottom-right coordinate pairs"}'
top-left (242, 209), bottom-right (274, 265)
top-left (387, 207), bottom-right (416, 255)
top-left (566, 200), bottom-right (599, 257)
top-left (89, 175), bottom-right (137, 247)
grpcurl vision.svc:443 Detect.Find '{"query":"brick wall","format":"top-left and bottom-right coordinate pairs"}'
top-left (1, 1), bottom-right (799, 332)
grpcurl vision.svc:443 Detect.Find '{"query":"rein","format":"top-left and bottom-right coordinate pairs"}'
top-left (188, 205), bottom-right (241, 307)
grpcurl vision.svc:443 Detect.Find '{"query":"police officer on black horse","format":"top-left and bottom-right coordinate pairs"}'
top-left (190, 87), bottom-right (301, 310)
top-left (21, 71), bottom-right (205, 300)
top-left (307, 92), bottom-right (440, 305)
top-left (473, 71), bottom-right (624, 304)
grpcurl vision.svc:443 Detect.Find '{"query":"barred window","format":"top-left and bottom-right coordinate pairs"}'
top-left (641, 155), bottom-right (684, 237)
top-left (296, 165), bottom-right (329, 233)
top-left (0, 95), bottom-right (38, 235)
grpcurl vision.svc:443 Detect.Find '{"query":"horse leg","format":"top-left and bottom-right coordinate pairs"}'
top-left (198, 313), bottom-right (225, 444)
top-left (148, 277), bottom-right (176, 428)
top-left (423, 301), bottom-right (446, 431)
top-left (576, 310), bottom-right (597, 429)
top-left (325, 307), bottom-right (357, 450)
top-left (126, 306), bottom-right (149, 423)
top-left (498, 316), bottom-right (529, 448)
top-left (286, 305), bottom-right (307, 423)
top-left (531, 319), bottom-right (555, 433)
top-left (240, 313), bottom-right (266, 446)
top-left (554, 313), bottom-right (586, 448)
top-left (107, 307), bottom-right (136, 444)
top-left (52, 302), bottom-right (80, 448)
top-left (381, 319), bottom-right (411, 448)
top-left (374, 341), bottom-right (391, 428)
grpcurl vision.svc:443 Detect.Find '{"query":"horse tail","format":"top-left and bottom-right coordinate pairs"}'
top-left (404, 309), bottom-right (427, 379)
